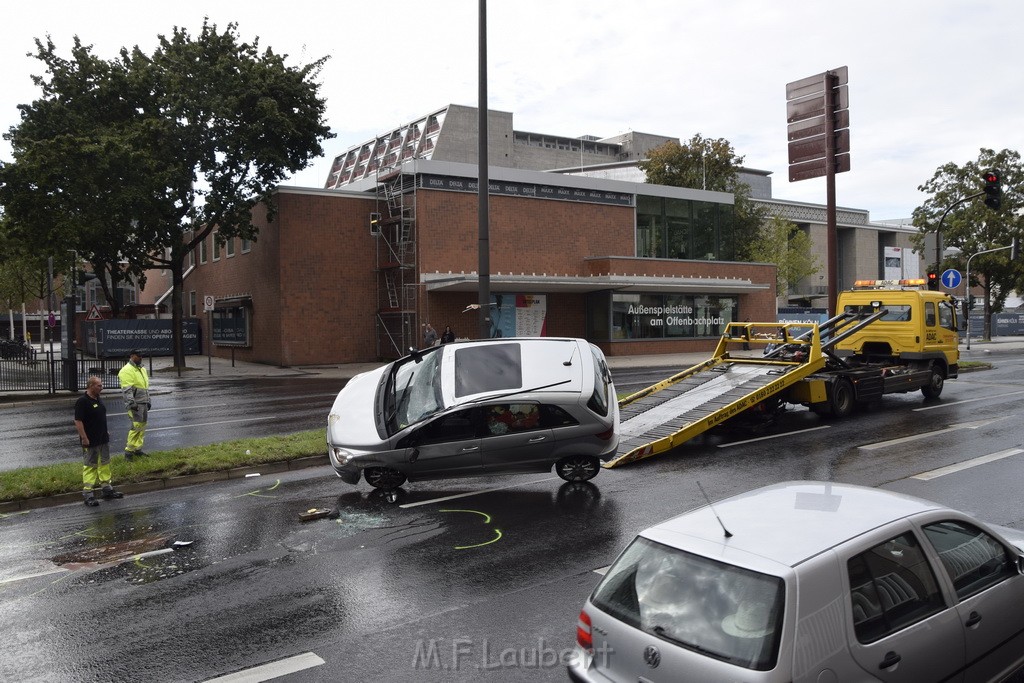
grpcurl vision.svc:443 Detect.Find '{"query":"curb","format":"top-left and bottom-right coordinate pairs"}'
top-left (0, 455), bottom-right (329, 513)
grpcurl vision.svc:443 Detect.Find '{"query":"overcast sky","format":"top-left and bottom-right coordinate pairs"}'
top-left (2, 1), bottom-right (1020, 221)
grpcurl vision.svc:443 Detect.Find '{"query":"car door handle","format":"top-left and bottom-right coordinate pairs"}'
top-left (461, 446), bottom-right (479, 452)
top-left (527, 436), bottom-right (547, 443)
top-left (879, 651), bottom-right (901, 670)
top-left (965, 611), bottom-right (982, 627)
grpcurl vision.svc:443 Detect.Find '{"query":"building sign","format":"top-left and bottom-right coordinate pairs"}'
top-left (420, 174), bottom-right (634, 207)
top-left (212, 305), bottom-right (250, 347)
top-left (82, 319), bottom-right (201, 357)
top-left (489, 294), bottom-right (547, 338)
top-left (611, 293), bottom-right (737, 339)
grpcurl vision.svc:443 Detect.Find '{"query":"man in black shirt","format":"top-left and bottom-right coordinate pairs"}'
top-left (74, 376), bottom-right (124, 506)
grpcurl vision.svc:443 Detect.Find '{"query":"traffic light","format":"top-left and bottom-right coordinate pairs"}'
top-left (983, 170), bottom-right (1001, 210)
top-left (926, 269), bottom-right (939, 290)
top-left (967, 294), bottom-right (976, 310)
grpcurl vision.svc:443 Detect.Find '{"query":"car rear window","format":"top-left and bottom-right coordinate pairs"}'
top-left (591, 536), bottom-right (784, 671)
top-left (454, 343), bottom-right (523, 397)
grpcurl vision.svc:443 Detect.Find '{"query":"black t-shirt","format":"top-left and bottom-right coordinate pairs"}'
top-left (74, 393), bottom-right (109, 446)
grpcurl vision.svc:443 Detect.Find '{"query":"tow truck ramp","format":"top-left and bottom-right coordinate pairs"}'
top-left (606, 322), bottom-right (835, 468)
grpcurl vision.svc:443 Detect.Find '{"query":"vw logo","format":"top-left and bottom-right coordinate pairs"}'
top-left (643, 644), bottom-right (661, 668)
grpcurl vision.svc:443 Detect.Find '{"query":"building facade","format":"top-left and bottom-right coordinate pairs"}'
top-left (133, 104), bottom-right (921, 366)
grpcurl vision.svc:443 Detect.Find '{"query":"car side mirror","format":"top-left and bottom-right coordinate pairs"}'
top-left (1017, 554), bottom-right (1024, 576)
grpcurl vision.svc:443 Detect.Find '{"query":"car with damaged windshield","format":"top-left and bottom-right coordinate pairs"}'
top-left (327, 337), bottom-right (619, 490)
top-left (570, 481), bottom-right (1024, 683)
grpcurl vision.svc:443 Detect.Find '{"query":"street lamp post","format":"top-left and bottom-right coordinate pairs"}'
top-left (964, 244), bottom-right (1012, 350)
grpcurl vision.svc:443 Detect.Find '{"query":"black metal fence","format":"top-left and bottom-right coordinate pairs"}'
top-left (0, 349), bottom-right (126, 394)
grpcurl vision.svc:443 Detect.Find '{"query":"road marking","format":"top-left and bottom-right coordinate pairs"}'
top-left (203, 652), bottom-right (325, 682)
top-left (399, 477), bottom-right (559, 509)
top-left (912, 448), bottom-right (1024, 481)
top-left (146, 416), bottom-right (269, 432)
top-left (593, 565), bottom-right (610, 576)
top-left (858, 418), bottom-right (1002, 450)
top-left (0, 567), bottom-right (69, 586)
top-left (717, 425), bottom-right (831, 448)
top-left (914, 388), bottom-right (1024, 412)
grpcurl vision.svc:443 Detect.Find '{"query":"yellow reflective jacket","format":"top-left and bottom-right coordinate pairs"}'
top-left (118, 361), bottom-right (151, 408)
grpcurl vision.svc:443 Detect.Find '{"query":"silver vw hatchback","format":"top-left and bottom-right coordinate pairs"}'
top-left (327, 337), bottom-right (618, 489)
top-left (570, 481), bottom-right (1024, 682)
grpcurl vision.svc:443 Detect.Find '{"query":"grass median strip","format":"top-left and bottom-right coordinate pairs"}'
top-left (0, 429), bottom-right (327, 503)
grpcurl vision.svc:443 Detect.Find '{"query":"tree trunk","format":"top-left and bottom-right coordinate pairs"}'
top-left (170, 256), bottom-right (185, 374)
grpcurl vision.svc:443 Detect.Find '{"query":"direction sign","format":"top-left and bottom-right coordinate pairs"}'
top-left (941, 269), bottom-right (963, 289)
top-left (785, 66), bottom-right (849, 101)
top-left (788, 129), bottom-right (851, 165)
top-left (788, 153), bottom-right (851, 183)
top-left (786, 86), bottom-right (850, 124)
top-left (787, 109), bottom-right (850, 141)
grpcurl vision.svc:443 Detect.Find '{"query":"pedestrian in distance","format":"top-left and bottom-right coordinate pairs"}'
top-left (422, 323), bottom-right (438, 349)
top-left (118, 349), bottom-right (151, 460)
top-left (73, 376), bottom-right (124, 506)
top-left (440, 325), bottom-right (456, 344)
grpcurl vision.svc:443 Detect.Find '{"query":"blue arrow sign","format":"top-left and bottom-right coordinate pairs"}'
top-left (941, 269), bottom-right (962, 289)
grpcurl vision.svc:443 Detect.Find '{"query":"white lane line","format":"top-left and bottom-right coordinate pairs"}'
top-left (914, 388), bottom-right (1024, 411)
top-left (399, 477), bottom-right (560, 509)
top-left (717, 425), bottom-right (831, 448)
top-left (146, 417), bottom-right (269, 433)
top-left (858, 418), bottom-right (1002, 451)
top-left (912, 448), bottom-right (1024, 481)
top-left (203, 652), bottom-right (325, 682)
top-left (0, 567), bottom-right (70, 586)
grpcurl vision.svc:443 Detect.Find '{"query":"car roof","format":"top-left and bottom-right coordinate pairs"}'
top-left (442, 337), bottom-right (591, 403)
top-left (643, 481), bottom-right (947, 569)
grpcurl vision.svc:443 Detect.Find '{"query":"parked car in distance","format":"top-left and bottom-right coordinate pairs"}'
top-left (570, 481), bottom-right (1024, 683)
top-left (327, 337), bottom-right (618, 490)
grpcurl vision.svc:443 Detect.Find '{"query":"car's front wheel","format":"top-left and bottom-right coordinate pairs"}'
top-left (364, 467), bottom-right (408, 490)
top-left (555, 455), bottom-right (601, 482)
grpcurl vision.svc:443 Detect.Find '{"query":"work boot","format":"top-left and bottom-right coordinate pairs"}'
top-left (124, 451), bottom-right (135, 462)
top-left (101, 488), bottom-right (124, 500)
top-left (135, 450), bottom-right (148, 457)
top-left (84, 496), bottom-right (99, 507)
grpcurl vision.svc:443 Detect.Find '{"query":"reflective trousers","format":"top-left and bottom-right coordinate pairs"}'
top-left (125, 404), bottom-right (150, 454)
top-left (82, 443), bottom-right (112, 498)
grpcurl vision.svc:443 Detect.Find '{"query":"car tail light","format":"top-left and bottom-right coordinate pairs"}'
top-left (576, 609), bottom-right (593, 652)
top-left (595, 427), bottom-right (615, 441)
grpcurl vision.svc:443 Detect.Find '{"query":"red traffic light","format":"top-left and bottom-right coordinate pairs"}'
top-left (985, 172), bottom-right (999, 183)
top-left (927, 271), bottom-right (937, 280)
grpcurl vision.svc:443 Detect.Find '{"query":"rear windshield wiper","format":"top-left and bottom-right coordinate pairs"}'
top-left (651, 626), bottom-right (735, 663)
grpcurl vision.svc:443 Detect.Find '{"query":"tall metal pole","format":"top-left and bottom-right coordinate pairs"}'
top-left (476, 0), bottom-right (491, 339)
top-left (824, 71), bottom-right (838, 317)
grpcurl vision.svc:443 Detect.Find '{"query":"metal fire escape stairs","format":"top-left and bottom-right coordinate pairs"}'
top-left (374, 168), bottom-right (417, 359)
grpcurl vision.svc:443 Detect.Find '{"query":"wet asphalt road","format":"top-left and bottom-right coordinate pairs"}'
top-left (2, 358), bottom-right (1024, 681)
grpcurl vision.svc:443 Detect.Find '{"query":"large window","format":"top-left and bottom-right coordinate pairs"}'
top-left (609, 293), bottom-right (737, 340)
top-left (636, 195), bottom-right (734, 261)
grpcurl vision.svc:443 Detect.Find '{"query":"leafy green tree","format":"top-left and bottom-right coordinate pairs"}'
top-left (910, 148), bottom-right (1024, 339)
top-left (746, 215), bottom-right (819, 300)
top-left (0, 21), bottom-right (334, 367)
top-left (638, 134), bottom-right (767, 257)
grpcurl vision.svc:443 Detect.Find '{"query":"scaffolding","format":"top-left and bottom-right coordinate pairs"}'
top-left (374, 169), bottom-right (418, 359)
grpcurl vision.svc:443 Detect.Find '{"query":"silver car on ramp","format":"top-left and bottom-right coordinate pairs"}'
top-left (327, 337), bottom-right (618, 490)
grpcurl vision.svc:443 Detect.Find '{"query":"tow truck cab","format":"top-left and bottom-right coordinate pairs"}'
top-left (832, 279), bottom-right (960, 379)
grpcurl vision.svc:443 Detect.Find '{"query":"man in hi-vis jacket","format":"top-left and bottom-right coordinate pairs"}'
top-left (118, 349), bottom-right (151, 460)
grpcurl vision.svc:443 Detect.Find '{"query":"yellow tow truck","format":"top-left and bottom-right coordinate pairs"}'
top-left (607, 279), bottom-right (960, 467)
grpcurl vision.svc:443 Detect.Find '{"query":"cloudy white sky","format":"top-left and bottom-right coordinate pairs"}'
top-left (2, 1), bottom-right (1020, 221)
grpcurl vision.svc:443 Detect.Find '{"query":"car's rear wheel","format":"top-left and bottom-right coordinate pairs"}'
top-left (555, 455), bottom-right (600, 482)
top-left (364, 467), bottom-right (407, 490)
